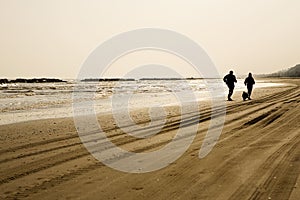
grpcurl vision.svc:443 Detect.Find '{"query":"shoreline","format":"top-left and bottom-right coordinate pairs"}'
top-left (0, 78), bottom-right (293, 126)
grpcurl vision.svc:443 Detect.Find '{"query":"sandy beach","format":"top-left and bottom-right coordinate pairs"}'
top-left (0, 78), bottom-right (299, 200)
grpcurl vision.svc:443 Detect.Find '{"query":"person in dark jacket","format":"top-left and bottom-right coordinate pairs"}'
top-left (223, 70), bottom-right (237, 101)
top-left (244, 72), bottom-right (255, 100)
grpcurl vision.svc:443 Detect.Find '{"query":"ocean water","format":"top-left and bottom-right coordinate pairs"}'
top-left (0, 79), bottom-right (283, 125)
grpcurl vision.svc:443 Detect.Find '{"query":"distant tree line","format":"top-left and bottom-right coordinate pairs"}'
top-left (0, 78), bottom-right (66, 84)
top-left (259, 64), bottom-right (300, 78)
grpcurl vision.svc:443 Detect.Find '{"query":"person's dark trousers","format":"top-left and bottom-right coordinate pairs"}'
top-left (247, 85), bottom-right (253, 98)
top-left (228, 85), bottom-right (234, 100)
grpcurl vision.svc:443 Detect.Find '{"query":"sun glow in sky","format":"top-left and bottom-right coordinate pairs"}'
top-left (0, 0), bottom-right (299, 78)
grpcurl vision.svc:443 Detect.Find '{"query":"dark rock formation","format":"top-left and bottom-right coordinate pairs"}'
top-left (0, 78), bottom-right (66, 84)
top-left (81, 78), bottom-right (135, 82)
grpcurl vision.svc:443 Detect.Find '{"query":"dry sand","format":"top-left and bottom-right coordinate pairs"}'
top-left (0, 78), bottom-right (299, 200)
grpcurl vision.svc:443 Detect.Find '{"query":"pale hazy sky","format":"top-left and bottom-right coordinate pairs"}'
top-left (0, 0), bottom-right (299, 78)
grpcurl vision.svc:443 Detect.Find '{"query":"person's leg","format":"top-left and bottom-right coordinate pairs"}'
top-left (247, 86), bottom-right (253, 99)
top-left (228, 87), bottom-right (234, 100)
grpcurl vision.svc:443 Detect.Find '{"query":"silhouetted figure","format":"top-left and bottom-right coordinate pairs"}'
top-left (244, 73), bottom-right (255, 100)
top-left (223, 70), bottom-right (237, 101)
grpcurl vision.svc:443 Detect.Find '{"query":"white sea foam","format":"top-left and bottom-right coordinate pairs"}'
top-left (0, 79), bottom-right (284, 125)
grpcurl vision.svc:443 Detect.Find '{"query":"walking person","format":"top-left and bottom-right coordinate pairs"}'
top-left (223, 70), bottom-right (237, 101)
top-left (244, 72), bottom-right (255, 100)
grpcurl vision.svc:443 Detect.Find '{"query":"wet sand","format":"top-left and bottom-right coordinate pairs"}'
top-left (0, 78), bottom-right (299, 200)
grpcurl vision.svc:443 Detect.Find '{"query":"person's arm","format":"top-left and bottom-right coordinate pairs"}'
top-left (234, 75), bottom-right (237, 83)
top-left (244, 78), bottom-right (247, 86)
top-left (223, 76), bottom-right (227, 83)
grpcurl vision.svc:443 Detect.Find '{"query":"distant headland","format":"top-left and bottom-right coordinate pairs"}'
top-left (80, 77), bottom-right (205, 82)
top-left (0, 78), bottom-right (66, 84)
top-left (259, 64), bottom-right (300, 78)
